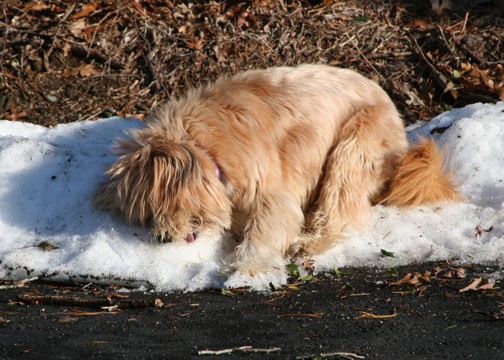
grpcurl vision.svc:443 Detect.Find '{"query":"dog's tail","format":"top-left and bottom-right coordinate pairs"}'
top-left (381, 138), bottom-right (460, 206)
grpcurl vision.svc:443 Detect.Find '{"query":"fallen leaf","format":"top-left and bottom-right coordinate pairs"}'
top-left (380, 249), bottom-right (395, 258)
top-left (70, 3), bottom-right (99, 19)
top-left (420, 271), bottom-right (432, 282)
top-left (410, 19), bottom-right (432, 30)
top-left (454, 268), bottom-right (466, 279)
top-left (101, 305), bottom-right (119, 312)
top-left (36, 240), bottom-right (59, 251)
top-left (2, 108), bottom-right (28, 121)
top-left (302, 259), bottom-right (315, 271)
top-left (63, 64), bottom-right (98, 78)
top-left (286, 263), bottom-right (300, 277)
top-left (24, 2), bottom-right (50, 12)
top-left (477, 281), bottom-right (496, 291)
top-left (68, 19), bottom-right (88, 38)
top-left (389, 273), bottom-right (413, 286)
top-left (0, 317), bottom-right (12, 324)
top-left (57, 317), bottom-right (80, 323)
top-left (459, 278), bottom-right (483, 292)
top-left (221, 289), bottom-right (237, 296)
top-left (298, 274), bottom-right (313, 282)
top-left (79, 64), bottom-right (98, 77)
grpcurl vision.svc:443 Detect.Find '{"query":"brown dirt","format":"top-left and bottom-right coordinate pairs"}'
top-left (1, 0), bottom-right (503, 127)
top-left (1, 3), bottom-right (504, 359)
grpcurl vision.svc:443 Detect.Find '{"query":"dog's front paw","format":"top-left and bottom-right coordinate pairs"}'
top-left (227, 240), bottom-right (287, 275)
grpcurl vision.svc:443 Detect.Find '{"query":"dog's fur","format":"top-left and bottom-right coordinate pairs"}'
top-left (94, 64), bottom-right (459, 273)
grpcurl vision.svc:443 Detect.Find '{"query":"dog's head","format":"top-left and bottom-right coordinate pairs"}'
top-left (94, 129), bottom-right (232, 243)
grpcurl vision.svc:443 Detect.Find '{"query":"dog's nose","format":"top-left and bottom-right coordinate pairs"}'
top-left (156, 234), bottom-right (173, 243)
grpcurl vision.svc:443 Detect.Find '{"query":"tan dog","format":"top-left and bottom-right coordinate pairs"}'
top-left (94, 64), bottom-right (459, 273)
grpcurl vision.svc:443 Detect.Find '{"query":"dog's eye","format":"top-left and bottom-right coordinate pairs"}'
top-left (190, 217), bottom-right (204, 227)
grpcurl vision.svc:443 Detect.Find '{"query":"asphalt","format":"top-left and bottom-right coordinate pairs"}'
top-left (1, 261), bottom-right (503, 360)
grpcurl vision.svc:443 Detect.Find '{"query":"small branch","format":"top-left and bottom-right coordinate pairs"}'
top-left (0, 277), bottom-right (39, 290)
top-left (17, 293), bottom-right (166, 309)
top-left (354, 310), bottom-right (398, 319)
top-left (349, 37), bottom-right (384, 81)
top-left (412, 36), bottom-right (456, 93)
top-left (279, 312), bottom-right (323, 317)
top-left (457, 42), bottom-right (485, 66)
top-left (198, 346), bottom-right (281, 355)
top-left (296, 351), bottom-right (365, 359)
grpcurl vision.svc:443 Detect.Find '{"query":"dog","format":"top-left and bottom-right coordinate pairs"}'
top-left (94, 64), bottom-right (459, 273)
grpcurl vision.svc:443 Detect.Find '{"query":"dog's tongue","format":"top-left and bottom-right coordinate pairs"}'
top-left (185, 232), bottom-right (195, 243)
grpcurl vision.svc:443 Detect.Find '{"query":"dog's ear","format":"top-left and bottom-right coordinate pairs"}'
top-left (142, 140), bottom-right (202, 193)
top-left (94, 138), bottom-right (201, 224)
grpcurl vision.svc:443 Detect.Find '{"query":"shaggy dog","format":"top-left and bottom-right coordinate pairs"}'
top-left (94, 64), bottom-right (459, 273)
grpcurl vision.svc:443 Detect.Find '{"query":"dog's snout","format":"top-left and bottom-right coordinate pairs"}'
top-left (156, 234), bottom-right (173, 243)
top-left (155, 232), bottom-right (197, 243)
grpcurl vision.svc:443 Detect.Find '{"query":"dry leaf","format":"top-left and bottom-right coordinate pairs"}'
top-left (185, 34), bottom-right (204, 50)
top-left (460, 277), bottom-right (482, 292)
top-left (458, 277), bottom-right (497, 292)
top-left (57, 317), bottom-right (80, 323)
top-left (78, 64), bottom-right (98, 77)
top-left (410, 19), bottom-right (432, 30)
top-left (477, 281), bottom-right (496, 291)
top-left (389, 272), bottom-right (426, 287)
top-left (70, 3), bottom-right (99, 20)
top-left (454, 268), bottom-right (466, 279)
top-left (68, 19), bottom-right (87, 38)
top-left (2, 107), bottom-right (28, 121)
top-left (24, 2), bottom-right (50, 12)
top-left (389, 273), bottom-right (413, 286)
top-left (63, 63), bottom-right (98, 78)
top-left (0, 317), bottom-right (12, 324)
top-left (420, 271), bottom-right (432, 282)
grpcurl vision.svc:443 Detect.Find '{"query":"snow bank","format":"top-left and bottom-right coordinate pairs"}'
top-left (1, 102), bottom-right (503, 291)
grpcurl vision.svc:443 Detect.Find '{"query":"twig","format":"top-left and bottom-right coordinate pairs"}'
top-left (17, 293), bottom-right (167, 309)
top-left (349, 37), bottom-right (384, 81)
top-left (296, 351), bottom-right (365, 359)
top-left (437, 25), bottom-right (458, 64)
top-left (457, 43), bottom-right (485, 65)
top-left (354, 310), bottom-right (398, 319)
top-left (0, 277), bottom-right (39, 290)
top-left (412, 36), bottom-right (456, 93)
top-left (198, 346), bottom-right (281, 355)
top-left (346, 51), bottom-right (411, 63)
top-left (279, 312), bottom-right (323, 317)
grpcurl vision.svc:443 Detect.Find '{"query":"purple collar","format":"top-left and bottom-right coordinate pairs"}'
top-left (215, 163), bottom-right (222, 180)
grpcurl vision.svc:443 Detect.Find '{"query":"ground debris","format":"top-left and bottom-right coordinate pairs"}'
top-left (459, 277), bottom-right (498, 293)
top-left (1, 0), bottom-right (503, 126)
top-left (197, 345), bottom-right (281, 355)
top-left (16, 292), bottom-right (171, 310)
top-left (296, 351), bottom-right (365, 359)
top-left (0, 277), bottom-right (39, 290)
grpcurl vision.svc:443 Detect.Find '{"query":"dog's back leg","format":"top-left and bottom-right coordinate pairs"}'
top-left (298, 104), bottom-right (408, 255)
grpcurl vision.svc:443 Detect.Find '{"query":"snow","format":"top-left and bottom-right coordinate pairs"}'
top-left (1, 102), bottom-right (503, 291)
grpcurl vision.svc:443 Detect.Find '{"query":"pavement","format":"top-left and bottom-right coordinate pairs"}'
top-left (1, 261), bottom-right (503, 359)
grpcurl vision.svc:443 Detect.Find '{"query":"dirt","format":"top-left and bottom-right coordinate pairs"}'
top-left (1, 262), bottom-right (503, 359)
top-left (1, 1), bottom-right (504, 359)
top-left (1, 1), bottom-right (503, 127)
